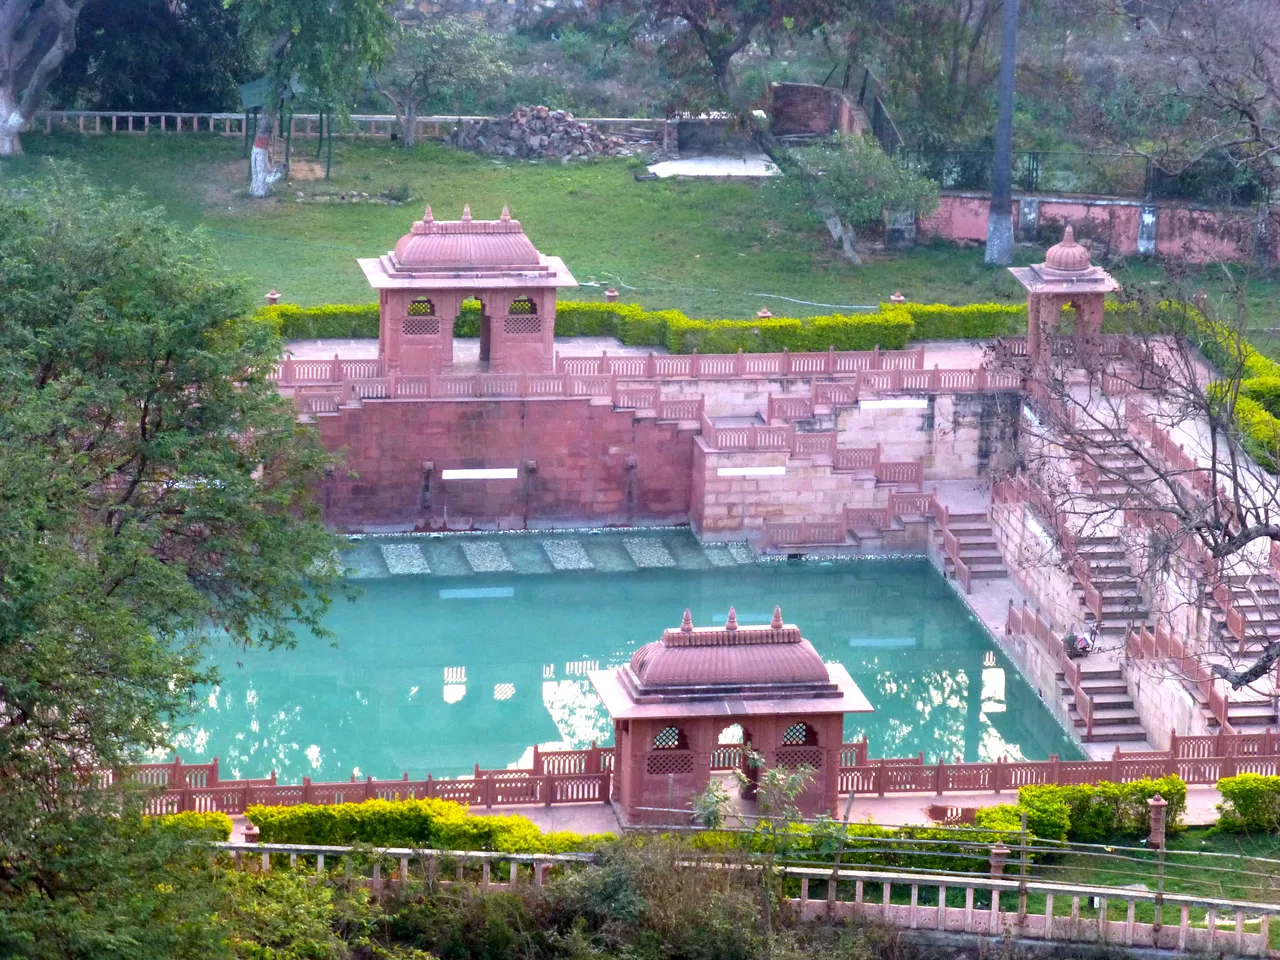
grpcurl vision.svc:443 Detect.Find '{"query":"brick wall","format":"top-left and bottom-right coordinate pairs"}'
top-left (316, 398), bottom-right (695, 531)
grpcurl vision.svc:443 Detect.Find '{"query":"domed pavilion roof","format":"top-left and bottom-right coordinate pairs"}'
top-left (392, 203), bottom-right (542, 270)
top-left (357, 203), bottom-right (577, 291)
top-left (1043, 225), bottom-right (1092, 272)
top-left (1008, 225), bottom-right (1119, 295)
top-left (588, 608), bottom-right (873, 718)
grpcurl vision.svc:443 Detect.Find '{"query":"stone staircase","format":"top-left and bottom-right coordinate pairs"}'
top-left (936, 512), bottom-right (1007, 584)
top-left (1057, 663), bottom-right (1148, 743)
top-left (1206, 574), bottom-right (1280, 732)
top-left (1077, 426), bottom-right (1150, 502)
top-left (1071, 536), bottom-right (1152, 642)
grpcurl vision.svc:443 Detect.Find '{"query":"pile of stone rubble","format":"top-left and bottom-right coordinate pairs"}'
top-left (450, 105), bottom-right (632, 160)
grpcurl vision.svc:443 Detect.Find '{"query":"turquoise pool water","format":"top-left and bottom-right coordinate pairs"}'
top-left (172, 534), bottom-right (1082, 781)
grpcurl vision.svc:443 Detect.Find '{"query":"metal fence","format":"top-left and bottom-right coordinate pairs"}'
top-left (909, 148), bottom-right (1271, 206)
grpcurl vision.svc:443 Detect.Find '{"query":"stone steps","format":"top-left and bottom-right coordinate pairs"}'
top-left (342, 531), bottom-right (763, 578)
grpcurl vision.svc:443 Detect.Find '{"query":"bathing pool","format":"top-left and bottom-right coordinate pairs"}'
top-left (172, 530), bottom-right (1081, 781)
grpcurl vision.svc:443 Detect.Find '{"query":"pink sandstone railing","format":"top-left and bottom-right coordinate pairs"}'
top-left (1126, 622), bottom-right (1235, 734)
top-left (1005, 601), bottom-right (1101, 741)
top-left (557, 346), bottom-right (925, 379)
top-left (993, 473), bottom-right (1104, 622)
top-left (1122, 407), bottom-right (1268, 661)
top-left (274, 346), bottom-right (926, 387)
top-left (700, 417), bottom-right (923, 487)
top-left (931, 500), bottom-right (976, 594)
top-left (762, 491), bottom-right (939, 549)
top-left (272, 347), bottom-right (1022, 409)
top-left (129, 726), bottom-right (1280, 810)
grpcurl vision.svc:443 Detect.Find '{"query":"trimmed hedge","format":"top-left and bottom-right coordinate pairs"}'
top-left (1188, 305), bottom-right (1280, 471)
top-left (255, 299), bottom-right (919, 353)
top-left (153, 810), bottom-right (234, 840)
top-left (258, 303), bottom-right (380, 339)
top-left (245, 798), bottom-right (608, 853)
top-left (886, 301), bottom-right (1026, 340)
top-left (1217, 774), bottom-right (1280, 833)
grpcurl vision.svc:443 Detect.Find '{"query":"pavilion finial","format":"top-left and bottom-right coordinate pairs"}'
top-left (423, 203), bottom-right (433, 223)
top-left (500, 204), bottom-right (511, 222)
top-left (725, 607), bottom-right (738, 631)
top-left (1062, 225), bottom-right (1075, 244)
top-left (771, 606), bottom-right (783, 630)
top-left (680, 608), bottom-right (693, 633)
top-left (461, 203), bottom-right (472, 222)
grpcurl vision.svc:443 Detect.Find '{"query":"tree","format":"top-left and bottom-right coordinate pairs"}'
top-left (0, 166), bottom-right (343, 949)
top-left (609, 0), bottom-right (848, 110)
top-left (0, 0), bottom-right (90, 156)
top-left (838, 0), bottom-right (1007, 145)
top-left (49, 0), bottom-right (251, 112)
top-left (232, 0), bottom-right (394, 196)
top-left (1008, 287), bottom-right (1280, 708)
top-left (983, 0), bottom-right (1018, 265)
top-left (771, 134), bottom-right (939, 264)
top-left (373, 16), bottom-right (510, 149)
top-left (1118, 1), bottom-right (1280, 209)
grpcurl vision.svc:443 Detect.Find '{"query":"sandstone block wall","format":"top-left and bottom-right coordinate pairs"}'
top-left (317, 398), bottom-right (694, 531)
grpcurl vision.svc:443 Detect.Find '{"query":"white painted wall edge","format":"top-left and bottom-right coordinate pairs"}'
top-left (440, 468), bottom-right (518, 480)
top-left (860, 397), bottom-right (930, 410)
top-left (717, 466), bottom-right (787, 477)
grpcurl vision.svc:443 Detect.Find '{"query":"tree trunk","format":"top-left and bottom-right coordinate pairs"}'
top-left (249, 103), bottom-right (283, 198)
top-left (402, 101), bottom-right (416, 149)
top-left (984, 0), bottom-right (1019, 265)
top-left (839, 221), bottom-right (862, 264)
top-left (0, 87), bottom-right (23, 155)
top-left (0, 0), bottom-right (88, 157)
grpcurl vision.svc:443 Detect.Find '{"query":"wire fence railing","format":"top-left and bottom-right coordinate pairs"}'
top-left (908, 147), bottom-right (1272, 207)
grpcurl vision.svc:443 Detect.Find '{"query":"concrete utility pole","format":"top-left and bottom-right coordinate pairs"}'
top-left (985, 0), bottom-right (1020, 265)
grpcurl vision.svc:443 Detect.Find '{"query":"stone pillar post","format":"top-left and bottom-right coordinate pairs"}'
top-left (1026, 294), bottom-right (1045, 375)
top-left (1148, 794), bottom-right (1168, 850)
top-left (989, 842), bottom-right (1009, 877)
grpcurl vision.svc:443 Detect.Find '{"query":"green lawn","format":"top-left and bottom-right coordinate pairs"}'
top-left (6, 130), bottom-right (1279, 332)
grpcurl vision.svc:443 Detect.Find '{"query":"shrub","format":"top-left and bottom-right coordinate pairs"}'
top-left (1240, 375), bottom-right (1280, 417)
top-left (1015, 776), bottom-right (1186, 842)
top-left (152, 810), bottom-right (234, 840)
top-left (256, 302), bottom-right (381, 339)
top-left (973, 804), bottom-right (1024, 833)
top-left (1015, 785), bottom-right (1071, 843)
top-left (1217, 774), bottom-right (1280, 833)
top-left (887, 301), bottom-right (1025, 340)
top-left (245, 798), bottom-right (608, 852)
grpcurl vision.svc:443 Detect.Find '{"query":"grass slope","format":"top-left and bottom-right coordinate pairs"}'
top-left (6, 132), bottom-right (1279, 333)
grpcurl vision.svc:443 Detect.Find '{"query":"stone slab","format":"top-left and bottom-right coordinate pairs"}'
top-left (541, 538), bottom-right (594, 571)
top-left (460, 540), bottom-right (514, 573)
top-left (379, 542), bottom-right (430, 575)
top-left (623, 537), bottom-right (677, 568)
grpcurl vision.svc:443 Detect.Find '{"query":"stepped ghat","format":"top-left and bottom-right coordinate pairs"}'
top-left (276, 203), bottom-right (1023, 541)
top-left (274, 208), bottom-right (1280, 753)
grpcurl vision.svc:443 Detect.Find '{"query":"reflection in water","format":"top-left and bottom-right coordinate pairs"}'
top-left (167, 560), bottom-right (1081, 779)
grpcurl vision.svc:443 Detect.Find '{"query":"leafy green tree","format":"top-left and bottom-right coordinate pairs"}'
top-left (0, 166), bottom-right (344, 955)
top-left (49, 0), bottom-right (251, 111)
top-left (771, 135), bottom-right (939, 264)
top-left (0, 0), bottom-right (92, 155)
top-left (231, 0), bottom-right (395, 195)
top-left (373, 16), bottom-right (511, 149)
top-left (608, 0), bottom-right (850, 110)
